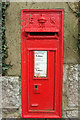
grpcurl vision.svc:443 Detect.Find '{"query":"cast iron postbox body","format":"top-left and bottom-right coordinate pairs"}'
top-left (21, 9), bottom-right (63, 118)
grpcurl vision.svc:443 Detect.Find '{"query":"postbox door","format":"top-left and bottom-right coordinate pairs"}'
top-left (29, 50), bottom-right (55, 111)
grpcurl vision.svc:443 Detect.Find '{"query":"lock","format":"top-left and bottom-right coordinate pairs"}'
top-left (33, 84), bottom-right (41, 94)
top-left (21, 9), bottom-right (63, 118)
top-left (34, 85), bottom-right (37, 90)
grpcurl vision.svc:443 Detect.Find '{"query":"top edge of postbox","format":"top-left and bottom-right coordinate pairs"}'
top-left (21, 9), bottom-right (64, 32)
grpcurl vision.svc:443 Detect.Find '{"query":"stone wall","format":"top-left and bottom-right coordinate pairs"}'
top-left (5, 2), bottom-right (79, 75)
top-left (1, 64), bottom-right (79, 118)
top-left (1, 76), bottom-right (20, 118)
top-left (63, 64), bottom-right (79, 118)
top-left (1, 2), bottom-right (79, 119)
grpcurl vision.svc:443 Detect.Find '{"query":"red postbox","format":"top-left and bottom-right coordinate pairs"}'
top-left (21, 9), bottom-right (63, 118)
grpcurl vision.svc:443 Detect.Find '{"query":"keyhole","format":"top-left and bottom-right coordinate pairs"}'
top-left (35, 85), bottom-right (38, 90)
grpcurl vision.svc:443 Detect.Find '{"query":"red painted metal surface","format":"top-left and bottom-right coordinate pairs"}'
top-left (21, 9), bottom-right (64, 118)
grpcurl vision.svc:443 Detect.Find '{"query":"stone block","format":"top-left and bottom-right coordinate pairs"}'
top-left (2, 76), bottom-right (20, 108)
top-left (67, 64), bottom-right (78, 108)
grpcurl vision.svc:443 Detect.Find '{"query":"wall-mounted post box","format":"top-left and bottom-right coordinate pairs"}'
top-left (21, 9), bottom-right (63, 118)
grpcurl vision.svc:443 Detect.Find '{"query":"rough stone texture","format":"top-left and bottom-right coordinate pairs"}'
top-left (63, 110), bottom-right (78, 118)
top-left (5, 2), bottom-right (79, 76)
top-left (1, 76), bottom-right (20, 118)
top-left (62, 64), bottom-right (79, 118)
top-left (2, 108), bottom-right (20, 118)
top-left (0, 76), bottom-right (2, 119)
top-left (78, 64), bottom-right (80, 119)
top-left (0, 109), bottom-right (2, 120)
top-left (66, 110), bottom-right (78, 118)
top-left (67, 64), bottom-right (78, 108)
top-left (0, 77), bottom-right (2, 109)
top-left (2, 77), bottom-right (20, 108)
